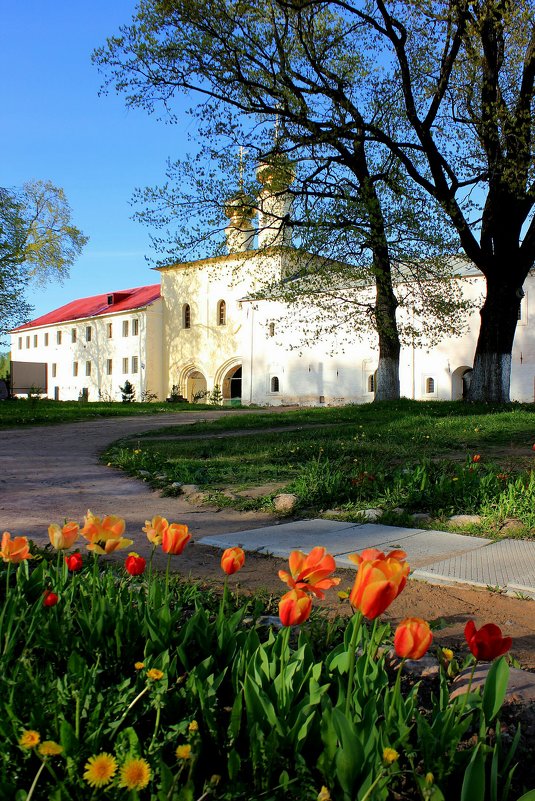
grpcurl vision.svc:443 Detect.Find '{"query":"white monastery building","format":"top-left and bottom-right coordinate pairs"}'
top-left (10, 157), bottom-right (535, 405)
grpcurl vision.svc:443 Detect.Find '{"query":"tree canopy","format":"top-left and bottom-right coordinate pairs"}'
top-left (0, 180), bottom-right (88, 337)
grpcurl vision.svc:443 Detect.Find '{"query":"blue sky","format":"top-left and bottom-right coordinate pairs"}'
top-left (1, 1), bottom-right (197, 321)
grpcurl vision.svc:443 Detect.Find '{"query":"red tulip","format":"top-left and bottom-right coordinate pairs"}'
top-left (394, 617), bottom-right (433, 660)
top-left (472, 454), bottom-right (481, 463)
top-left (464, 620), bottom-right (512, 661)
top-left (125, 552), bottom-right (146, 576)
top-left (221, 547), bottom-right (245, 575)
top-left (43, 590), bottom-right (59, 607)
top-left (64, 552), bottom-right (83, 572)
top-left (279, 589), bottom-right (312, 626)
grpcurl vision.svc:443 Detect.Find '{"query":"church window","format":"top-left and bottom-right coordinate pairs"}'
top-left (71, 328), bottom-right (77, 343)
top-left (183, 304), bottom-right (191, 329)
top-left (132, 318), bottom-right (139, 336)
top-left (367, 374), bottom-right (375, 393)
top-left (57, 331), bottom-right (62, 345)
top-left (122, 320), bottom-right (129, 337)
top-left (86, 326), bottom-right (92, 342)
top-left (218, 300), bottom-right (226, 326)
top-left (270, 376), bottom-right (280, 393)
top-left (86, 361), bottom-right (92, 376)
top-left (122, 357), bottom-right (129, 374)
top-left (73, 362), bottom-right (78, 377)
top-left (107, 322), bottom-right (113, 338)
top-left (131, 356), bottom-right (139, 373)
top-left (425, 377), bottom-right (435, 394)
top-left (106, 359), bottom-right (113, 375)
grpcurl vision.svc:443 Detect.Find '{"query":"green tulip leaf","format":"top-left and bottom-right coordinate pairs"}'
top-left (482, 657), bottom-right (509, 722)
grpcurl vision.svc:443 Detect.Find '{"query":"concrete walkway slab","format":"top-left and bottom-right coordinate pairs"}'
top-left (199, 519), bottom-right (492, 570)
top-left (414, 539), bottom-right (535, 597)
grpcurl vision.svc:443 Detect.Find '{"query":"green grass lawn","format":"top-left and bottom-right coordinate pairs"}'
top-left (0, 398), bottom-right (241, 428)
top-left (101, 399), bottom-right (535, 534)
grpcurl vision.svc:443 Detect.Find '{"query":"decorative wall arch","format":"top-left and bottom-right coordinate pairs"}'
top-left (176, 363), bottom-right (208, 402)
top-left (214, 358), bottom-right (242, 402)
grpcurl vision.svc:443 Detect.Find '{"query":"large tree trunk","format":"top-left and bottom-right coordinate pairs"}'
top-left (374, 254), bottom-right (401, 401)
top-left (467, 277), bottom-right (521, 403)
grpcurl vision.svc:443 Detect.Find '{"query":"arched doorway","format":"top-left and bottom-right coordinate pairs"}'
top-left (451, 365), bottom-right (473, 401)
top-left (221, 365), bottom-right (242, 403)
top-left (186, 370), bottom-right (207, 403)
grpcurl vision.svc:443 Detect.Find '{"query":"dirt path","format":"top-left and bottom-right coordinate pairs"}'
top-left (2, 412), bottom-right (535, 669)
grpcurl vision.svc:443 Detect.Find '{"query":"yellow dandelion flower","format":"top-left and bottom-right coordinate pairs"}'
top-left (188, 720), bottom-right (199, 733)
top-left (441, 648), bottom-right (454, 662)
top-left (19, 730), bottom-right (40, 749)
top-left (176, 744), bottom-right (192, 760)
top-left (147, 668), bottom-right (164, 681)
top-left (83, 753), bottom-right (118, 788)
top-left (38, 741), bottom-right (63, 757)
top-left (425, 772), bottom-right (434, 785)
top-left (317, 787), bottom-right (331, 801)
top-left (134, 661), bottom-right (145, 670)
top-left (383, 747), bottom-right (399, 764)
top-left (119, 757), bottom-right (151, 790)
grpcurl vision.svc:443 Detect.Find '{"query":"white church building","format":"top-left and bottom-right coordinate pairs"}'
top-left (9, 158), bottom-right (535, 405)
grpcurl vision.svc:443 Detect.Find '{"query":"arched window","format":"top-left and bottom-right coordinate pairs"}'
top-left (425, 377), bottom-right (435, 394)
top-left (270, 376), bottom-right (280, 393)
top-left (183, 303), bottom-right (191, 329)
top-left (217, 300), bottom-right (226, 326)
top-left (368, 374), bottom-right (375, 393)
top-left (269, 322), bottom-right (275, 337)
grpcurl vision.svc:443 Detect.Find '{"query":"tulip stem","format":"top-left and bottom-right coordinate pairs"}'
top-left (280, 626), bottom-right (290, 712)
top-left (164, 554), bottom-right (172, 601)
top-left (387, 658), bottom-right (405, 730)
top-left (460, 660), bottom-right (478, 715)
top-left (345, 611), bottom-right (363, 719)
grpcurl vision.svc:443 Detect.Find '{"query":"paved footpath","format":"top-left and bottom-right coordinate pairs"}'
top-left (0, 413), bottom-right (277, 550)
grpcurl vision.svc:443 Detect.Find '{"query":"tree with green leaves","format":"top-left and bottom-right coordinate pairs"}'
top-left (94, 0), bottom-right (469, 401)
top-left (0, 180), bottom-right (88, 337)
top-left (95, 0), bottom-right (535, 403)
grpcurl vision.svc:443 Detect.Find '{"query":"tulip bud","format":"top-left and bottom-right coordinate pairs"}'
top-left (125, 552), bottom-right (146, 576)
top-left (65, 552), bottom-right (83, 572)
top-left (221, 547), bottom-right (245, 575)
top-left (43, 590), bottom-right (59, 607)
top-left (394, 617), bottom-right (433, 660)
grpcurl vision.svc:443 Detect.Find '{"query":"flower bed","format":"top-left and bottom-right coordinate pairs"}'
top-left (0, 514), bottom-right (532, 800)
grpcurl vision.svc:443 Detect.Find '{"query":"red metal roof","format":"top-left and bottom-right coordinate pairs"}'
top-left (11, 284), bottom-right (161, 332)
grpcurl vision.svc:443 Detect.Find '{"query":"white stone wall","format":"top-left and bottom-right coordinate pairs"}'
top-left (10, 301), bottom-right (162, 402)
top-left (242, 270), bottom-right (535, 405)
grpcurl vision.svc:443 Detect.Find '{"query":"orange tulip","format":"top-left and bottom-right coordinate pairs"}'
top-left (48, 522), bottom-right (79, 550)
top-left (394, 617), bottom-right (433, 660)
top-left (81, 510), bottom-right (126, 544)
top-left (142, 515), bottom-right (169, 546)
top-left (0, 532), bottom-right (33, 563)
top-left (279, 589), bottom-right (313, 626)
top-left (348, 547), bottom-right (407, 567)
top-left (278, 547), bottom-right (340, 599)
top-left (349, 549), bottom-right (409, 620)
top-left (221, 547), bottom-right (245, 575)
top-left (162, 523), bottom-right (191, 555)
